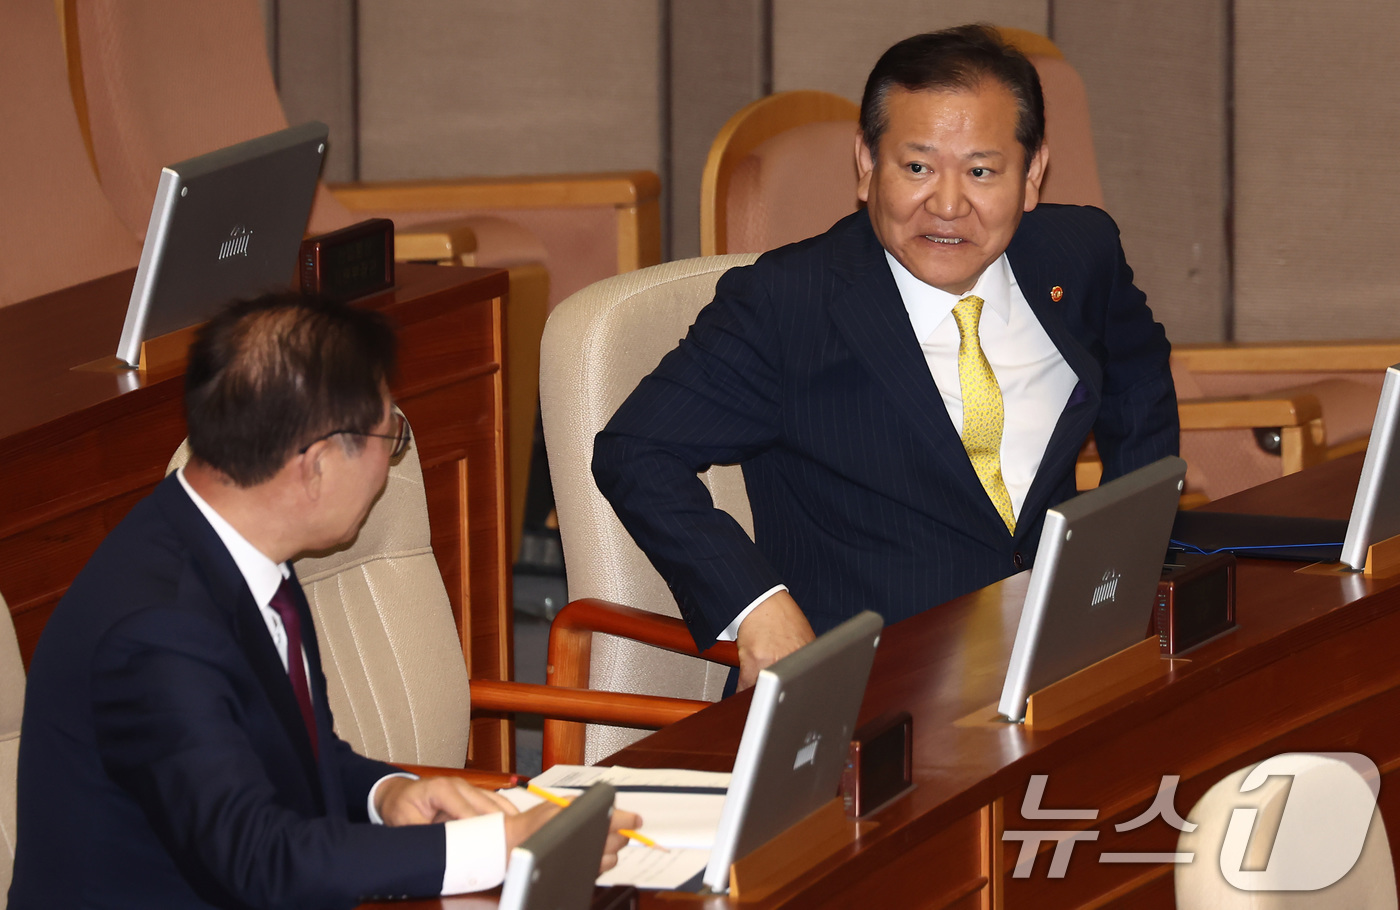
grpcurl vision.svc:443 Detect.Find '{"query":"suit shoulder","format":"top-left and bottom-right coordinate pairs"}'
top-left (1013, 203), bottom-right (1127, 270)
top-left (1021, 202), bottom-right (1121, 239)
top-left (52, 493), bottom-right (197, 628)
top-left (714, 211), bottom-right (866, 302)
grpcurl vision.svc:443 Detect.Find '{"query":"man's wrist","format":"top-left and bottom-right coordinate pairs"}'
top-left (442, 812), bottom-right (508, 894)
top-left (367, 771), bottom-right (418, 824)
top-left (718, 584), bottom-right (788, 642)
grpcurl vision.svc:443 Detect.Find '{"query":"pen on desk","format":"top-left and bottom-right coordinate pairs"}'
top-left (525, 782), bottom-right (668, 851)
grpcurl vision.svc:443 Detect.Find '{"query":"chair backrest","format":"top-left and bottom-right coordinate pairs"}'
top-left (1176, 755), bottom-right (1398, 908)
top-left (0, 0), bottom-right (140, 307)
top-left (166, 422), bottom-right (471, 767)
top-left (701, 90), bottom-right (861, 256)
top-left (700, 29), bottom-right (1103, 256)
top-left (1, 590), bottom-right (24, 906)
top-left (541, 255), bottom-right (759, 763)
top-left (70, 0), bottom-right (352, 239)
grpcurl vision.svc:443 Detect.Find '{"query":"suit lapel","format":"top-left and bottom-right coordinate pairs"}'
top-left (156, 477), bottom-right (326, 810)
top-left (825, 216), bottom-right (1013, 546)
top-left (1005, 225), bottom-right (1102, 527)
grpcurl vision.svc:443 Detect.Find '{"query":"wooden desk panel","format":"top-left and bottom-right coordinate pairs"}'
top-left (0, 263), bottom-right (517, 771)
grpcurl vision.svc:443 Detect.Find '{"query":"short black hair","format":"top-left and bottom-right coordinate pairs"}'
top-left (184, 293), bottom-right (398, 487)
top-left (859, 24), bottom-right (1045, 170)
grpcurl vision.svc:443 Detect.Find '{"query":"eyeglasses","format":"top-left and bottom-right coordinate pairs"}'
top-left (298, 411), bottom-right (411, 459)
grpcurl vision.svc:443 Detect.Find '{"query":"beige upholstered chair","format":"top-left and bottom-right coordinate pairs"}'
top-left (168, 416), bottom-right (712, 771)
top-left (701, 90), bottom-right (861, 257)
top-left (0, 0), bottom-right (140, 307)
top-left (1, 590), bottom-right (23, 906)
top-left (1176, 755), bottom-right (1398, 908)
top-left (166, 432), bottom-right (472, 766)
top-left (541, 256), bottom-right (758, 764)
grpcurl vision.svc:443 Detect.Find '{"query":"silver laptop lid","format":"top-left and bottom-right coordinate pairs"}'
top-left (116, 122), bottom-right (329, 365)
top-left (1341, 364), bottom-right (1400, 569)
top-left (702, 610), bottom-right (883, 893)
top-left (499, 782), bottom-right (615, 910)
top-left (998, 455), bottom-right (1187, 722)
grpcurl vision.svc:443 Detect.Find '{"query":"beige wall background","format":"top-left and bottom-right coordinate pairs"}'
top-left (271, 1), bottom-right (1400, 345)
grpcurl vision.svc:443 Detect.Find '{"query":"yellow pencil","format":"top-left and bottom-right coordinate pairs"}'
top-left (524, 783), bottom-right (668, 851)
top-left (617, 827), bottom-right (663, 850)
top-left (526, 782), bottom-right (571, 807)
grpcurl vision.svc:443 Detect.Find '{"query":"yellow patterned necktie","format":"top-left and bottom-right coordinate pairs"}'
top-left (952, 295), bottom-right (1015, 533)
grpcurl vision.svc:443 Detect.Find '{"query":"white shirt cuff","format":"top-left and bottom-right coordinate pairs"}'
top-left (717, 585), bottom-right (788, 642)
top-left (367, 771), bottom-right (419, 824)
top-left (442, 812), bottom-right (508, 894)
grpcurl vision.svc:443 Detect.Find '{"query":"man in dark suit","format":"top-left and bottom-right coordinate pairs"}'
top-left (593, 26), bottom-right (1178, 689)
top-left (9, 295), bottom-right (633, 909)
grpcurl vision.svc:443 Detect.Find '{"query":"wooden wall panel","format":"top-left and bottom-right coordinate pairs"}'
top-left (770, 0), bottom-right (1048, 101)
top-left (668, 0), bottom-right (769, 259)
top-left (273, 0), bottom-right (358, 182)
top-left (355, 0), bottom-right (662, 182)
top-left (1234, 0), bottom-right (1400, 341)
top-left (1055, 0), bottom-right (1230, 344)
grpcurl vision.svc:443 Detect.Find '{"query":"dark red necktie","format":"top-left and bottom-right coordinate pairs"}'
top-left (268, 578), bottom-right (319, 757)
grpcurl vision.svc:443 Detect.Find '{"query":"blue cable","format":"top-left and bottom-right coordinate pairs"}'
top-left (1169, 538), bottom-right (1344, 555)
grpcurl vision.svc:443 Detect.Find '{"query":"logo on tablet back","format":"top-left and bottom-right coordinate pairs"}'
top-left (794, 732), bottom-right (820, 769)
top-left (1090, 570), bottom-right (1121, 608)
top-left (218, 225), bottom-right (253, 260)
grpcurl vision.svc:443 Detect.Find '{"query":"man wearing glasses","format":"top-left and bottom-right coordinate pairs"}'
top-left (9, 294), bottom-right (633, 909)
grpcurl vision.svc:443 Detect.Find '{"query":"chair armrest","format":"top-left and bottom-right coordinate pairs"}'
top-left (542, 598), bottom-right (739, 769)
top-left (330, 171), bottom-right (661, 212)
top-left (1177, 392), bottom-right (1322, 430)
top-left (390, 764), bottom-right (521, 789)
top-left (469, 679), bottom-right (708, 729)
top-left (1173, 341), bottom-right (1400, 374)
top-left (394, 220), bottom-right (478, 265)
top-left (1179, 390), bottom-right (1327, 475)
top-left (547, 598), bottom-right (739, 692)
top-left (329, 172), bottom-right (662, 275)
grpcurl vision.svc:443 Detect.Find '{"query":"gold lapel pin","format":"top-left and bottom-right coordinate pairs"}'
top-left (1050, 286), bottom-right (1064, 302)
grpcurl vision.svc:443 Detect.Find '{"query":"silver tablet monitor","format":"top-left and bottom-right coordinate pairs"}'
top-left (498, 782), bottom-right (616, 910)
top-left (998, 455), bottom-right (1187, 723)
top-left (115, 121), bottom-right (329, 366)
top-left (1341, 364), bottom-right (1400, 569)
top-left (702, 610), bottom-right (883, 893)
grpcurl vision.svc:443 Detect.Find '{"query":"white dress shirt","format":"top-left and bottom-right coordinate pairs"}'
top-left (720, 252), bottom-right (1078, 641)
top-left (886, 250), bottom-right (1078, 519)
top-left (176, 468), bottom-right (506, 893)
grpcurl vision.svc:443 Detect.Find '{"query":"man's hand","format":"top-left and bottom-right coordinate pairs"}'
top-left (600, 809), bottom-right (641, 873)
top-left (503, 805), bottom-right (642, 874)
top-left (375, 775), bottom-right (520, 826)
top-left (501, 802), bottom-right (561, 853)
top-left (735, 590), bottom-right (815, 690)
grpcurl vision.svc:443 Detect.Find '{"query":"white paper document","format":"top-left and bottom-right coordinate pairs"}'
top-left (501, 765), bottom-right (732, 889)
top-left (530, 764), bottom-right (732, 792)
top-left (597, 845), bottom-right (711, 890)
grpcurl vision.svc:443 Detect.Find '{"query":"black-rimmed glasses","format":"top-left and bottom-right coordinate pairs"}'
top-left (298, 411), bottom-right (411, 458)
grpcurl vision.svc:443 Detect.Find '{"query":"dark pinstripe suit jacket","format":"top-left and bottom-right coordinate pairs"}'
top-left (593, 205), bottom-right (1178, 648)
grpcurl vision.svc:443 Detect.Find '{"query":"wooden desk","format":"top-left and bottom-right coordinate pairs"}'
top-left (0, 264), bottom-right (518, 770)
top-left (380, 453), bottom-right (1400, 908)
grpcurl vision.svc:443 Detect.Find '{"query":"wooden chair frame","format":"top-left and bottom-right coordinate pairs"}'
top-left (700, 90), bottom-right (859, 256)
top-left (404, 601), bottom-right (737, 774)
